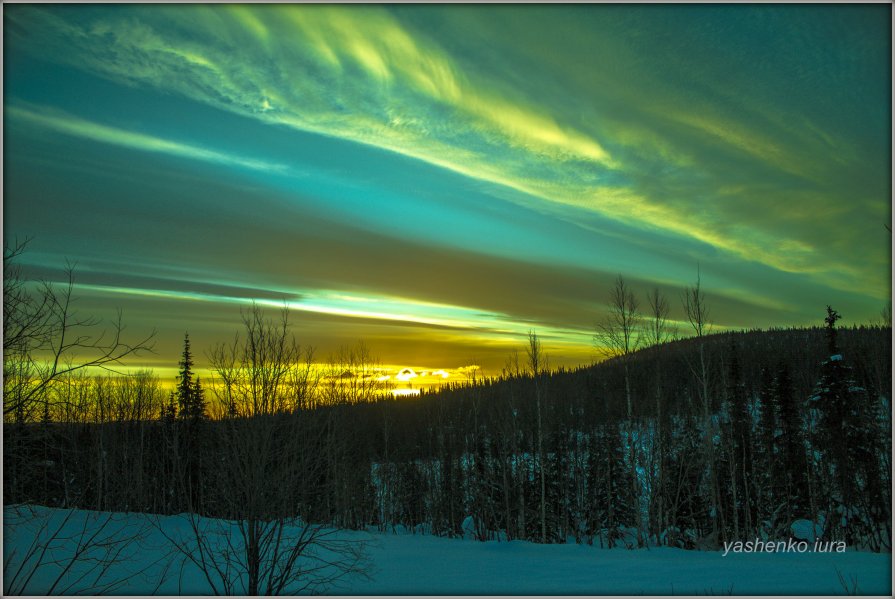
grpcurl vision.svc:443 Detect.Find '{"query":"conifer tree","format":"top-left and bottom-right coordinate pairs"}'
top-left (177, 333), bottom-right (195, 419)
top-left (175, 333), bottom-right (206, 511)
top-left (173, 333), bottom-right (207, 421)
top-left (808, 306), bottom-right (877, 544)
top-left (190, 377), bottom-right (206, 421)
top-left (164, 390), bottom-right (177, 422)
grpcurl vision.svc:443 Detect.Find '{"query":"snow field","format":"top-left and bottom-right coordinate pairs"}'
top-left (3, 505), bottom-right (891, 595)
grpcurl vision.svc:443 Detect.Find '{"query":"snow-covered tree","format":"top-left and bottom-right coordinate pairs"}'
top-left (808, 307), bottom-right (883, 546)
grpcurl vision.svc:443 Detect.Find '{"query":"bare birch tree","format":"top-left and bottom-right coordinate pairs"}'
top-left (595, 275), bottom-right (642, 417)
top-left (4, 504), bottom-right (170, 595)
top-left (3, 239), bottom-right (155, 421)
top-left (594, 275), bottom-right (645, 546)
top-left (681, 266), bottom-right (722, 546)
top-left (163, 303), bottom-right (369, 595)
top-left (644, 286), bottom-right (675, 543)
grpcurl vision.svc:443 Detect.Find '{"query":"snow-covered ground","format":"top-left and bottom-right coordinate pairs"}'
top-left (4, 505), bottom-right (891, 595)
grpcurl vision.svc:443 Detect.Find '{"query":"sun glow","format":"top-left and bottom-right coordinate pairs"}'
top-left (391, 388), bottom-right (421, 397)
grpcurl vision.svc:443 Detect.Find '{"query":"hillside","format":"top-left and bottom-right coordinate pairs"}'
top-left (8, 324), bottom-right (890, 551)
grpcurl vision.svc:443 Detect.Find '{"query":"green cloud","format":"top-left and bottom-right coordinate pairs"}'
top-left (4, 3), bottom-right (890, 366)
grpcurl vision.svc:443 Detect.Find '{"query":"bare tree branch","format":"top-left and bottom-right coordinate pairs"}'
top-left (3, 242), bottom-right (156, 419)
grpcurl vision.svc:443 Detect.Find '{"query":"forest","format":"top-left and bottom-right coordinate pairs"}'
top-left (3, 244), bottom-right (892, 594)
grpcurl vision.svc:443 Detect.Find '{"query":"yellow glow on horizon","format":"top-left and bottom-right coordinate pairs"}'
top-left (391, 388), bottom-right (421, 397)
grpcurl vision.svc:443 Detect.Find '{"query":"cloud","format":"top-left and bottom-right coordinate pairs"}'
top-left (6, 7), bottom-right (615, 206)
top-left (12, 6), bottom-right (885, 286)
top-left (3, 2), bottom-right (890, 366)
top-left (6, 104), bottom-right (290, 176)
top-left (8, 4), bottom-right (888, 303)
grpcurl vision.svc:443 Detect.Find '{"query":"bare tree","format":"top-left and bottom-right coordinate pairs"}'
top-left (207, 304), bottom-right (316, 416)
top-left (681, 266), bottom-right (722, 546)
top-left (4, 505), bottom-right (170, 595)
top-left (682, 268), bottom-right (711, 339)
top-left (594, 275), bottom-right (645, 546)
top-left (3, 239), bottom-right (155, 421)
top-left (322, 341), bottom-right (387, 406)
top-left (644, 286), bottom-right (675, 543)
top-left (502, 349), bottom-right (523, 379)
top-left (164, 303), bottom-right (369, 595)
top-left (681, 269), bottom-right (713, 419)
top-left (645, 287), bottom-right (675, 348)
top-left (595, 274), bottom-right (642, 418)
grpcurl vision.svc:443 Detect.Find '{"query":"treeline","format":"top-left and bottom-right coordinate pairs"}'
top-left (3, 243), bottom-right (891, 553)
top-left (378, 320), bottom-right (891, 551)
top-left (5, 318), bottom-right (890, 552)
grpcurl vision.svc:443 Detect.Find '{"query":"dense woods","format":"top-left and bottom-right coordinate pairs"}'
top-left (4, 245), bottom-right (891, 565)
top-left (5, 315), bottom-right (890, 553)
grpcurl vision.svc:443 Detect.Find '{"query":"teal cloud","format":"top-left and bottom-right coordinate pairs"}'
top-left (3, 4), bottom-right (890, 370)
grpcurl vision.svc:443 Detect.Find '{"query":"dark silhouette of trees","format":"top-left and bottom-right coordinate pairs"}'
top-left (172, 333), bottom-right (206, 512)
top-left (194, 304), bottom-right (367, 594)
top-left (3, 239), bottom-right (155, 422)
top-left (723, 340), bottom-right (753, 539)
top-left (176, 333), bottom-right (205, 421)
top-left (595, 275), bottom-right (646, 546)
top-left (526, 330), bottom-right (549, 544)
top-left (5, 246), bottom-right (891, 593)
top-left (808, 307), bottom-right (887, 548)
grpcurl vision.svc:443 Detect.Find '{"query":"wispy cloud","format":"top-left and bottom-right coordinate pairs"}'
top-left (71, 277), bottom-right (596, 354)
top-left (6, 105), bottom-right (291, 175)
top-left (7, 4), bottom-right (887, 302)
top-left (4, 1), bottom-right (890, 363)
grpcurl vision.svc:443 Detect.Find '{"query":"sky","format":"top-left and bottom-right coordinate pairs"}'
top-left (3, 3), bottom-right (891, 384)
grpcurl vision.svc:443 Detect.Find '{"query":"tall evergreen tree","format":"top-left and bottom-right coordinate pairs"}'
top-left (177, 333), bottom-right (195, 418)
top-left (808, 307), bottom-right (878, 544)
top-left (173, 333), bottom-right (207, 421)
top-left (175, 333), bottom-right (206, 512)
top-left (189, 377), bottom-right (207, 421)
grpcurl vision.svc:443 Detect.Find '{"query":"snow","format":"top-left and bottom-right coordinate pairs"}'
top-left (791, 516), bottom-right (825, 542)
top-left (461, 515), bottom-right (477, 539)
top-left (4, 505), bottom-right (891, 595)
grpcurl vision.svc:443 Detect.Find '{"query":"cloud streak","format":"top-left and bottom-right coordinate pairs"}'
top-left (6, 105), bottom-right (291, 176)
top-left (7, 5), bottom-right (889, 301)
top-left (3, 4), bottom-right (890, 372)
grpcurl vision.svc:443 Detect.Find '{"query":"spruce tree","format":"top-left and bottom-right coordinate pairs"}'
top-left (177, 333), bottom-right (195, 419)
top-left (174, 333), bottom-right (207, 421)
top-left (190, 377), bottom-right (207, 421)
top-left (164, 390), bottom-right (177, 422)
top-left (808, 306), bottom-right (877, 544)
top-left (175, 333), bottom-right (206, 512)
